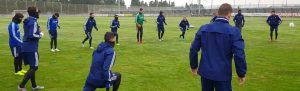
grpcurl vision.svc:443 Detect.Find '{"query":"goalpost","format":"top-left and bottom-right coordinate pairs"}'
top-left (12, 10), bottom-right (28, 17)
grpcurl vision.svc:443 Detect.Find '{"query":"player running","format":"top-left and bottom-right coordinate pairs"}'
top-left (82, 13), bottom-right (99, 49)
top-left (157, 11), bottom-right (167, 41)
top-left (47, 13), bottom-right (60, 52)
top-left (266, 10), bottom-right (282, 41)
top-left (179, 17), bottom-right (190, 40)
top-left (8, 13), bottom-right (26, 76)
top-left (233, 10), bottom-right (245, 31)
top-left (110, 15), bottom-right (120, 45)
top-left (18, 6), bottom-right (44, 91)
top-left (83, 32), bottom-right (121, 91)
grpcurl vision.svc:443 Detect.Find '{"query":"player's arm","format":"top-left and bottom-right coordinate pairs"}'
top-left (266, 16), bottom-right (270, 25)
top-left (163, 17), bottom-right (167, 25)
top-left (93, 20), bottom-right (98, 31)
top-left (10, 24), bottom-right (23, 43)
top-left (278, 16), bottom-right (282, 25)
top-left (47, 18), bottom-right (51, 30)
top-left (242, 15), bottom-right (245, 26)
top-left (31, 22), bottom-right (44, 39)
top-left (103, 51), bottom-right (116, 87)
top-left (83, 18), bottom-right (88, 31)
top-left (232, 28), bottom-right (247, 78)
top-left (57, 19), bottom-right (61, 29)
top-left (189, 29), bottom-right (202, 75)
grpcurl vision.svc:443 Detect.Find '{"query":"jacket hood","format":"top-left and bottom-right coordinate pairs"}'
top-left (96, 42), bottom-right (113, 52)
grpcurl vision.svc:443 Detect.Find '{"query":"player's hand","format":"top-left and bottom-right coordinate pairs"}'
top-left (58, 26), bottom-right (61, 29)
top-left (239, 77), bottom-right (246, 86)
top-left (191, 69), bottom-right (197, 76)
top-left (165, 23), bottom-right (167, 25)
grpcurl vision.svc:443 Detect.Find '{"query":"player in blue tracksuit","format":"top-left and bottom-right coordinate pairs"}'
top-left (110, 15), bottom-right (120, 45)
top-left (8, 13), bottom-right (25, 75)
top-left (18, 6), bottom-right (44, 91)
top-left (157, 11), bottom-right (167, 41)
top-left (179, 17), bottom-right (190, 39)
top-left (189, 3), bottom-right (247, 91)
top-left (233, 10), bottom-right (245, 31)
top-left (47, 13), bottom-right (60, 52)
top-left (83, 32), bottom-right (121, 91)
top-left (82, 13), bottom-right (99, 49)
top-left (266, 11), bottom-right (282, 41)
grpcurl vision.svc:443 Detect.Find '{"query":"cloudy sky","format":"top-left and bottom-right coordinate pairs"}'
top-left (124, 0), bottom-right (300, 7)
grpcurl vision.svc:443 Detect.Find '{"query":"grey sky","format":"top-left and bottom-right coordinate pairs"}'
top-left (124, 0), bottom-right (300, 7)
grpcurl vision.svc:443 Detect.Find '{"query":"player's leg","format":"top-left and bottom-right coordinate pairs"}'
top-left (270, 27), bottom-right (274, 41)
top-left (201, 77), bottom-right (215, 91)
top-left (111, 72), bottom-right (121, 91)
top-left (19, 52), bottom-right (38, 88)
top-left (115, 33), bottom-right (119, 44)
top-left (82, 32), bottom-right (89, 45)
top-left (215, 80), bottom-right (232, 91)
top-left (161, 28), bottom-right (165, 40)
top-left (54, 30), bottom-right (58, 50)
top-left (49, 31), bottom-right (54, 50)
top-left (83, 83), bottom-right (96, 91)
top-left (11, 46), bottom-right (19, 73)
top-left (182, 31), bottom-right (186, 39)
top-left (88, 32), bottom-right (93, 48)
top-left (16, 46), bottom-right (23, 72)
top-left (157, 28), bottom-right (161, 40)
top-left (275, 26), bottom-right (278, 40)
top-left (140, 26), bottom-right (143, 43)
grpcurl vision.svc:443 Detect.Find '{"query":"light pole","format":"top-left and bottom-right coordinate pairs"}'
top-left (198, 0), bottom-right (201, 15)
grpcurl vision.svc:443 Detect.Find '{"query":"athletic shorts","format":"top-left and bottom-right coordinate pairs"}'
top-left (49, 30), bottom-right (57, 39)
top-left (23, 52), bottom-right (39, 67)
top-left (10, 45), bottom-right (22, 58)
top-left (157, 26), bottom-right (165, 32)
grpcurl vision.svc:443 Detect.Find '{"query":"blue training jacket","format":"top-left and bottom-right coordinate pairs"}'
top-left (8, 22), bottom-right (22, 46)
top-left (47, 16), bottom-right (59, 31)
top-left (266, 15), bottom-right (282, 27)
top-left (189, 17), bottom-right (247, 81)
top-left (86, 42), bottom-right (116, 87)
top-left (22, 16), bottom-right (42, 52)
top-left (233, 14), bottom-right (245, 26)
top-left (84, 17), bottom-right (98, 32)
top-left (110, 19), bottom-right (120, 33)
top-left (157, 15), bottom-right (166, 27)
top-left (179, 20), bottom-right (190, 30)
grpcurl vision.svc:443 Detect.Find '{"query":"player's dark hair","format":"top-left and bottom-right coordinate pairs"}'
top-left (12, 13), bottom-right (24, 23)
top-left (54, 13), bottom-right (59, 17)
top-left (139, 8), bottom-right (143, 11)
top-left (27, 6), bottom-right (40, 18)
top-left (104, 32), bottom-right (116, 42)
top-left (218, 3), bottom-right (233, 16)
top-left (89, 13), bottom-right (94, 15)
top-left (271, 10), bottom-right (275, 13)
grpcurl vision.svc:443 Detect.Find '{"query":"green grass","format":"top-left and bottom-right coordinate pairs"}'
top-left (0, 16), bottom-right (300, 91)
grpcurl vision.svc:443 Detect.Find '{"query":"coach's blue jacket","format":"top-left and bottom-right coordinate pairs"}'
top-left (8, 22), bottom-right (22, 46)
top-left (22, 16), bottom-right (42, 52)
top-left (266, 15), bottom-right (282, 27)
top-left (157, 15), bottom-right (166, 27)
top-left (189, 17), bottom-right (247, 81)
top-left (84, 17), bottom-right (98, 32)
top-left (179, 20), bottom-right (190, 30)
top-left (110, 19), bottom-right (120, 33)
top-left (233, 14), bottom-right (245, 26)
top-left (47, 16), bottom-right (59, 31)
top-left (86, 42), bottom-right (116, 87)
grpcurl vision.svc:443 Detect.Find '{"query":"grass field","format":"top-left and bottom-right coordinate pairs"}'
top-left (0, 16), bottom-right (300, 91)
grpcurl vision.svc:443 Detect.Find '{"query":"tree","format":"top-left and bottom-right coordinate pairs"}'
top-left (131, 0), bottom-right (140, 6)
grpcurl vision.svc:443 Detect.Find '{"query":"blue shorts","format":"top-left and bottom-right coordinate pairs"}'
top-left (10, 45), bottom-right (22, 58)
top-left (180, 28), bottom-right (186, 32)
top-left (49, 30), bottom-right (57, 39)
top-left (22, 52), bottom-right (39, 67)
top-left (157, 26), bottom-right (165, 32)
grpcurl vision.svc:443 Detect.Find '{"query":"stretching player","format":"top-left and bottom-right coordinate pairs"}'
top-left (266, 11), bottom-right (282, 41)
top-left (8, 13), bottom-right (26, 75)
top-left (179, 17), bottom-right (190, 40)
top-left (157, 11), bottom-right (167, 41)
top-left (18, 6), bottom-right (44, 91)
top-left (110, 15), bottom-right (120, 45)
top-left (83, 32), bottom-right (121, 91)
top-left (82, 13), bottom-right (99, 49)
top-left (47, 13), bottom-right (60, 52)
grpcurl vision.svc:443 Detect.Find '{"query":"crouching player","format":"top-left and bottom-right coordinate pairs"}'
top-left (8, 13), bottom-right (26, 75)
top-left (83, 32), bottom-right (121, 91)
top-left (179, 17), bottom-right (190, 40)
